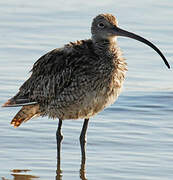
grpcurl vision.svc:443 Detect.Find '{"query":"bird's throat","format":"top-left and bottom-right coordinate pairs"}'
top-left (93, 37), bottom-right (118, 57)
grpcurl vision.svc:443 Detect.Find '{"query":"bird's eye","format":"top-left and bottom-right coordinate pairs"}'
top-left (98, 23), bottom-right (105, 28)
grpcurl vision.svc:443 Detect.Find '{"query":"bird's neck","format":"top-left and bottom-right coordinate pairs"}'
top-left (92, 37), bottom-right (119, 57)
top-left (92, 37), bottom-right (127, 74)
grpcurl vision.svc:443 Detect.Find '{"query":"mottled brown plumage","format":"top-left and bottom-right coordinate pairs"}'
top-left (3, 14), bottom-right (128, 127)
top-left (2, 13), bottom-right (170, 127)
top-left (2, 14), bottom-right (169, 165)
top-left (11, 104), bottom-right (40, 127)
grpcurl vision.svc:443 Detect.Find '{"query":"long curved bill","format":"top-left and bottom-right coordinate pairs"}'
top-left (114, 27), bottom-right (170, 69)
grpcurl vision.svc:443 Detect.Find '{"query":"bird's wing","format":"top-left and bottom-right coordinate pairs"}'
top-left (2, 48), bottom-right (71, 106)
top-left (3, 41), bottom-right (97, 107)
top-left (21, 47), bottom-right (75, 102)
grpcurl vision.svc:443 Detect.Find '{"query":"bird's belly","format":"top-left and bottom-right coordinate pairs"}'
top-left (55, 86), bottom-right (122, 120)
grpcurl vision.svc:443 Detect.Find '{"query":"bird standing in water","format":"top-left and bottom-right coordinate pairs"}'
top-left (2, 14), bottom-right (170, 166)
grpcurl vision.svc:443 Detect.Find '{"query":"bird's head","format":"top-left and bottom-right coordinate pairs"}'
top-left (91, 14), bottom-right (119, 42)
top-left (91, 13), bottom-right (170, 69)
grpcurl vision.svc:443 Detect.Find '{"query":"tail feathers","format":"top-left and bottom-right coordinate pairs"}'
top-left (2, 98), bottom-right (37, 107)
top-left (11, 104), bottom-right (40, 128)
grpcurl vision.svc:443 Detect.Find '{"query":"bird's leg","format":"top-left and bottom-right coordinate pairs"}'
top-left (56, 119), bottom-right (63, 176)
top-left (79, 118), bottom-right (89, 167)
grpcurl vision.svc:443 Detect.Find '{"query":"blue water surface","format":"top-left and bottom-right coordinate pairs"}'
top-left (0, 0), bottom-right (173, 179)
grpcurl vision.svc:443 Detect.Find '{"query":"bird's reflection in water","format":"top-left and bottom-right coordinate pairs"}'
top-left (2, 153), bottom-right (88, 180)
top-left (79, 161), bottom-right (87, 180)
top-left (56, 161), bottom-right (87, 180)
top-left (56, 148), bottom-right (88, 180)
top-left (1, 169), bottom-right (39, 180)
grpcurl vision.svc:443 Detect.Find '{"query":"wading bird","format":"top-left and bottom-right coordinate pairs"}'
top-left (2, 14), bottom-right (170, 167)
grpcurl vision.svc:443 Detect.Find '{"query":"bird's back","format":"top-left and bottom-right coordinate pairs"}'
top-left (3, 38), bottom-right (127, 125)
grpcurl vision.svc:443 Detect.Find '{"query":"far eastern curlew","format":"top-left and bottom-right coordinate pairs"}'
top-left (2, 14), bottom-right (170, 167)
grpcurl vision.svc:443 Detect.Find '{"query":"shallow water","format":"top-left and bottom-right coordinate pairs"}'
top-left (0, 0), bottom-right (173, 179)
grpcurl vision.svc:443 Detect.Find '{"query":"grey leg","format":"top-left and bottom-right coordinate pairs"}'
top-left (80, 118), bottom-right (89, 165)
top-left (56, 119), bottom-right (63, 177)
